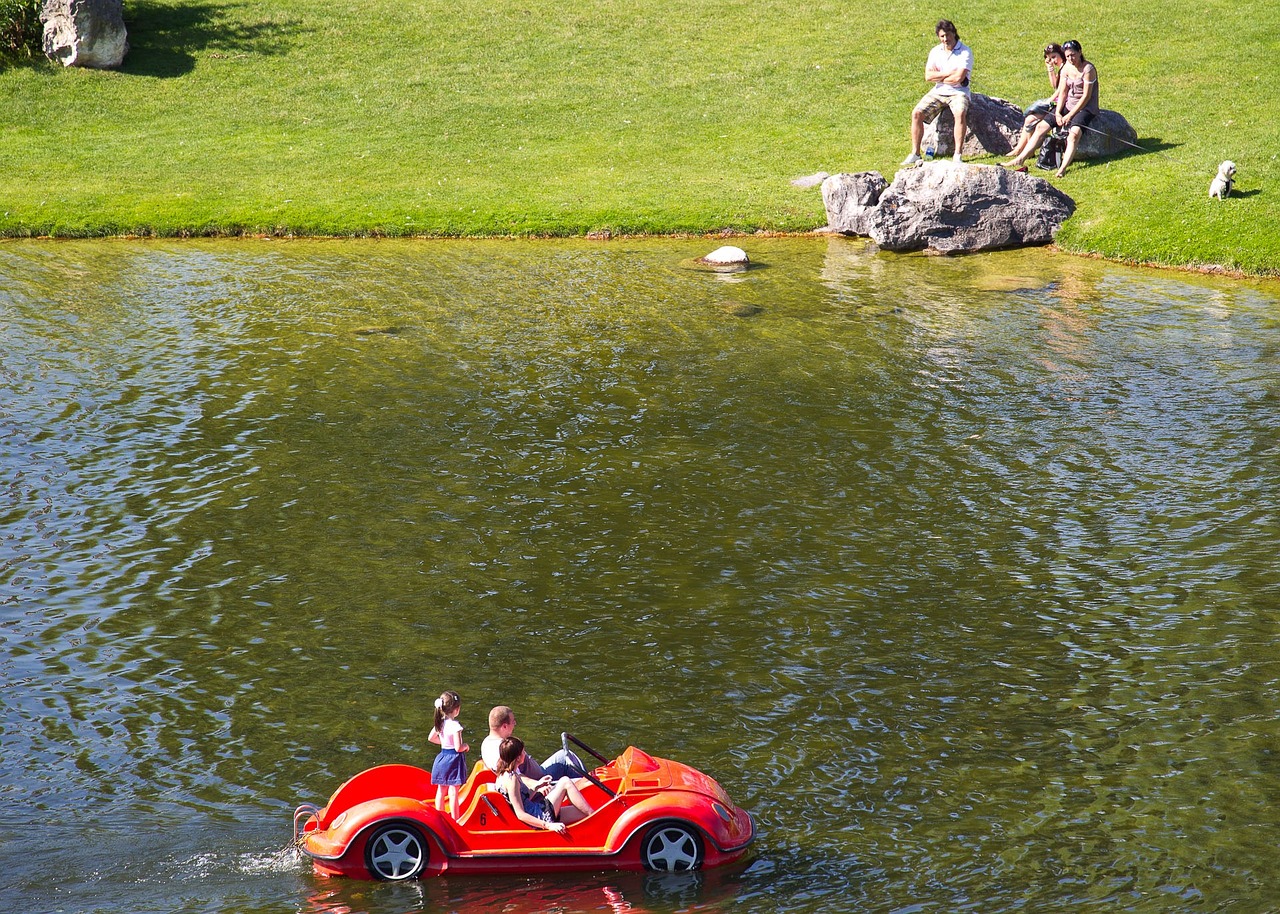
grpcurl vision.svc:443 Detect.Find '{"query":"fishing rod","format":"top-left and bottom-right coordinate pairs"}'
top-left (1073, 121), bottom-right (1176, 161)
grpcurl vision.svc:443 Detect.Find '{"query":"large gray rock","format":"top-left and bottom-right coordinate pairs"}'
top-left (1075, 110), bottom-right (1139, 159)
top-left (821, 171), bottom-right (889, 235)
top-left (923, 94), bottom-right (1139, 163)
top-left (41, 0), bottom-right (128, 69)
top-left (923, 93), bottom-right (1024, 158)
top-left (821, 163), bottom-right (1075, 254)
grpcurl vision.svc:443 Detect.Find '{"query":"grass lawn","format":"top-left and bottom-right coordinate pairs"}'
top-left (2, 0), bottom-right (1277, 275)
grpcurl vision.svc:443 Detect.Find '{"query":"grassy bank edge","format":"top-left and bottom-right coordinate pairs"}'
top-left (4, 226), bottom-right (1276, 283)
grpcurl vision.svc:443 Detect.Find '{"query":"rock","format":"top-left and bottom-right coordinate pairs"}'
top-left (821, 171), bottom-right (889, 236)
top-left (41, 0), bottom-right (128, 69)
top-left (923, 93), bottom-right (1024, 158)
top-left (865, 162), bottom-right (1075, 253)
top-left (924, 95), bottom-right (1140, 163)
top-left (790, 172), bottom-right (830, 188)
top-left (718, 301), bottom-right (763, 317)
top-left (821, 163), bottom-right (1075, 253)
top-left (1075, 110), bottom-right (1139, 159)
top-left (700, 245), bottom-right (749, 266)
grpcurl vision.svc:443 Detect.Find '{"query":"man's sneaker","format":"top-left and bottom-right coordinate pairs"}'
top-left (901, 152), bottom-right (923, 166)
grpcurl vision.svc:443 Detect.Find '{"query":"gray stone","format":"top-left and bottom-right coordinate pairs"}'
top-left (1074, 110), bottom-right (1139, 159)
top-left (866, 162), bottom-right (1075, 253)
top-left (821, 171), bottom-right (889, 236)
top-left (41, 0), bottom-right (128, 69)
top-left (922, 95), bottom-right (1139, 163)
top-left (923, 93), bottom-right (1024, 158)
top-left (822, 163), bottom-right (1075, 254)
top-left (790, 172), bottom-right (830, 188)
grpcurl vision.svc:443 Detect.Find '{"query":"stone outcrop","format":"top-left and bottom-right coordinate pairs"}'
top-left (923, 94), bottom-right (1025, 159)
top-left (1074, 110), bottom-right (1139, 159)
top-left (922, 93), bottom-right (1138, 162)
top-left (822, 163), bottom-right (1075, 254)
top-left (821, 171), bottom-right (889, 237)
top-left (41, 0), bottom-right (128, 69)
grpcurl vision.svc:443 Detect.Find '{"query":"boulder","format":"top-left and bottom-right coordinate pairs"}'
top-left (922, 95), bottom-right (1139, 163)
top-left (923, 93), bottom-right (1024, 158)
top-left (821, 171), bottom-right (889, 236)
top-left (821, 163), bottom-right (1075, 254)
top-left (1074, 110), bottom-right (1139, 159)
top-left (41, 0), bottom-right (128, 69)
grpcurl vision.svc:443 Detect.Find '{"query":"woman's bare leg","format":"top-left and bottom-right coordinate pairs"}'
top-left (548, 777), bottom-right (595, 821)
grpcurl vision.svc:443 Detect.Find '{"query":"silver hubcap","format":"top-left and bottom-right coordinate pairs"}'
top-left (645, 826), bottom-right (699, 871)
top-left (369, 828), bottom-right (424, 879)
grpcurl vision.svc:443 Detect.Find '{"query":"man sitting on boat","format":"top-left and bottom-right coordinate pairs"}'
top-left (481, 705), bottom-right (587, 781)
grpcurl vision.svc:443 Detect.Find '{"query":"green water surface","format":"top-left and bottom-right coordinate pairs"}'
top-left (3, 237), bottom-right (1280, 913)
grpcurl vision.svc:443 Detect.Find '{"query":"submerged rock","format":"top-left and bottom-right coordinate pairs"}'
top-left (41, 0), bottom-right (128, 69)
top-left (718, 301), bottom-right (763, 317)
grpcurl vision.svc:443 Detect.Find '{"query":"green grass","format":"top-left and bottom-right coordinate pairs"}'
top-left (2, 0), bottom-right (1277, 274)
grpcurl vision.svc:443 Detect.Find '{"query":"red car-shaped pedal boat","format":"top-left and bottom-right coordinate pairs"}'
top-left (293, 734), bottom-right (754, 880)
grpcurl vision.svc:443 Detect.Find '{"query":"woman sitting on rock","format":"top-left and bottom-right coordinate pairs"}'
top-left (1005, 39), bottom-right (1099, 177)
top-left (1006, 43), bottom-right (1066, 163)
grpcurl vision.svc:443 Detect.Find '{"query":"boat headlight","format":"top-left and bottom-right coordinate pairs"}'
top-left (332, 811), bottom-right (347, 829)
top-left (713, 802), bottom-right (732, 823)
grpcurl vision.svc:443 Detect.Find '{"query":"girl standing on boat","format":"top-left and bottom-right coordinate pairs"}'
top-left (429, 690), bottom-right (470, 818)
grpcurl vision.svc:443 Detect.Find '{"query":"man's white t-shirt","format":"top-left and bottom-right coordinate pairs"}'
top-left (481, 734), bottom-right (502, 771)
top-left (926, 40), bottom-right (973, 95)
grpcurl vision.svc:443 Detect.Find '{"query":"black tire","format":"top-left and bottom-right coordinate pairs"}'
top-left (363, 822), bottom-right (428, 881)
top-left (640, 821), bottom-right (704, 872)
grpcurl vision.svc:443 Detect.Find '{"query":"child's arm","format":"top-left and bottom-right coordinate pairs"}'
top-left (428, 727), bottom-right (442, 745)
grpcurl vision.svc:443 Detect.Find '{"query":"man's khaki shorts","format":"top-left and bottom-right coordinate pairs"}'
top-left (914, 86), bottom-right (970, 122)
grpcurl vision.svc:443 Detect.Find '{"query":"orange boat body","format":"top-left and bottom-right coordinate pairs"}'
top-left (295, 746), bottom-right (754, 879)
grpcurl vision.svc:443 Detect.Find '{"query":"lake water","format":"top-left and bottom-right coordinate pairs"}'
top-left (3, 237), bottom-right (1280, 913)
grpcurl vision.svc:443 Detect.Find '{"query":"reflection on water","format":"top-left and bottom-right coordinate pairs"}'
top-left (3, 238), bottom-right (1280, 912)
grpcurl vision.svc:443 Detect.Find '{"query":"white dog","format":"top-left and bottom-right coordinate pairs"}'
top-left (1209, 160), bottom-right (1236, 199)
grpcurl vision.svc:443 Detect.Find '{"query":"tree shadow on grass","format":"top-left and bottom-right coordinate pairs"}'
top-left (123, 0), bottom-right (310, 78)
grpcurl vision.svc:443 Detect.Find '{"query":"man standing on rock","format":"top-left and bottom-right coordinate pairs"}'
top-left (902, 19), bottom-right (973, 166)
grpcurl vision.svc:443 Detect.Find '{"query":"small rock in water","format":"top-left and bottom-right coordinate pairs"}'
top-left (719, 301), bottom-right (763, 317)
top-left (790, 172), bottom-right (830, 188)
top-left (700, 245), bottom-right (749, 266)
top-left (353, 325), bottom-right (402, 336)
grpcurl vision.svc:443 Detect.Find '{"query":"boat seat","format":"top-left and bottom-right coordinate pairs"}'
top-left (460, 782), bottom-right (523, 828)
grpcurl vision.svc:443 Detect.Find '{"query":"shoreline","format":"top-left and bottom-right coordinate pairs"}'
top-left (5, 228), bottom-right (1276, 284)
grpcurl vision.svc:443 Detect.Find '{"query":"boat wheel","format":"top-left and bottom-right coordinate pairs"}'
top-left (364, 823), bottom-right (428, 880)
top-left (640, 822), bottom-right (704, 872)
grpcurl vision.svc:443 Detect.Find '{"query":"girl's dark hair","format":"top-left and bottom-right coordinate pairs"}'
top-left (433, 690), bottom-right (461, 734)
top-left (1044, 43), bottom-right (1064, 59)
top-left (1062, 40), bottom-right (1082, 53)
top-left (496, 736), bottom-right (524, 775)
